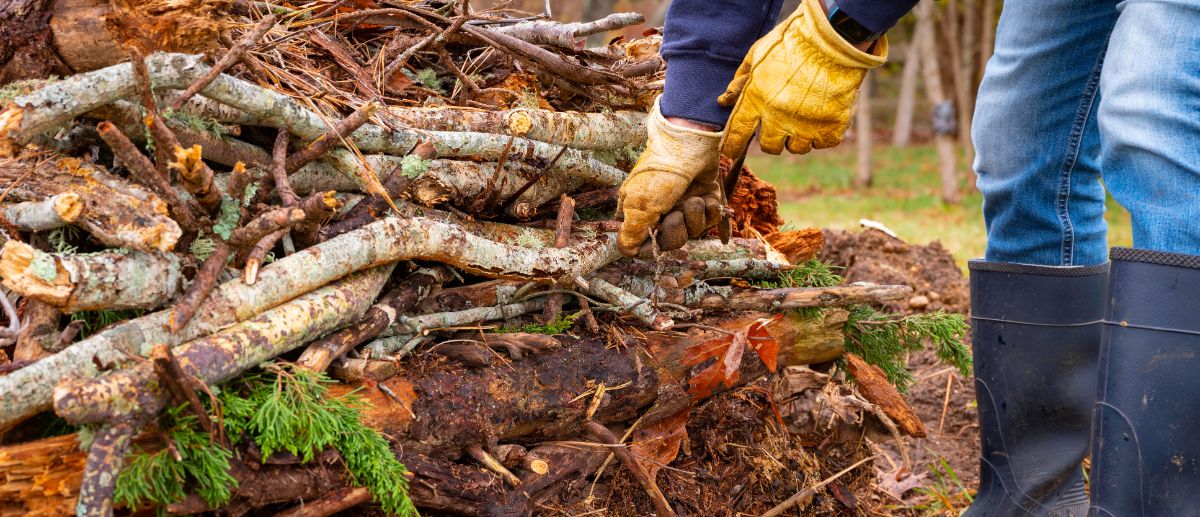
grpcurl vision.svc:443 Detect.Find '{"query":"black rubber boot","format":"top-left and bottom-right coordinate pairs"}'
top-left (1089, 248), bottom-right (1200, 516)
top-left (964, 261), bottom-right (1108, 517)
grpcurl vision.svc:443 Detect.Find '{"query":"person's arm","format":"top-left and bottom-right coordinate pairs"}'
top-left (659, 0), bottom-right (786, 130)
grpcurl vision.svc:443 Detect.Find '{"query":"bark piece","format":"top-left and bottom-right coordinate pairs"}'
top-left (0, 158), bottom-right (182, 251)
top-left (0, 241), bottom-right (183, 312)
top-left (487, 12), bottom-right (645, 50)
top-left (13, 299), bottom-right (58, 361)
top-left (844, 352), bottom-right (926, 438)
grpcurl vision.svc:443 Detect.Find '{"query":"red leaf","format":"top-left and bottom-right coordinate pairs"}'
top-left (688, 363), bottom-right (725, 398)
top-left (747, 315), bottom-right (782, 372)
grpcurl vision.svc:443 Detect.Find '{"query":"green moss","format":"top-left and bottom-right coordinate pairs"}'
top-left (161, 108), bottom-right (228, 138)
top-left (400, 154), bottom-right (431, 178)
top-left (497, 311), bottom-right (579, 335)
top-left (414, 68), bottom-right (443, 92)
top-left (211, 196), bottom-right (240, 240)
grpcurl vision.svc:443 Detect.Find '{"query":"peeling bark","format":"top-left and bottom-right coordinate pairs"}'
top-left (486, 12), bottom-right (645, 50)
top-left (0, 157), bottom-right (182, 252)
top-left (0, 240), bottom-right (183, 313)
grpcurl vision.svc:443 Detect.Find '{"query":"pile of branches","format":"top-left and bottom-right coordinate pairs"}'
top-left (0, 1), bottom-right (966, 516)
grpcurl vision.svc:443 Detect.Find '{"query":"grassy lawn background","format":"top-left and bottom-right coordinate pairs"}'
top-left (748, 144), bottom-right (1133, 270)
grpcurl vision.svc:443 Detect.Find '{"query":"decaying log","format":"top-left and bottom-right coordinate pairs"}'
top-left (383, 106), bottom-right (645, 150)
top-left (0, 215), bottom-right (619, 431)
top-left (1, 193), bottom-right (81, 231)
top-left (54, 265), bottom-right (394, 425)
top-left (845, 352), bottom-right (927, 438)
top-left (0, 240), bottom-right (183, 313)
top-left (0, 157), bottom-right (182, 252)
top-left (2, 309), bottom-right (849, 515)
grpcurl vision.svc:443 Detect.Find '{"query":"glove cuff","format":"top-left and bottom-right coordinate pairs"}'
top-left (797, 0), bottom-right (888, 69)
top-left (635, 97), bottom-right (723, 182)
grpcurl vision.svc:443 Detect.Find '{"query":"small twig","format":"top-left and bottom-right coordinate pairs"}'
top-left (938, 369), bottom-right (954, 435)
top-left (542, 194), bottom-right (574, 323)
top-left (274, 486), bottom-right (371, 517)
top-left (243, 229), bottom-right (286, 285)
top-left (466, 444), bottom-right (522, 488)
top-left (228, 207), bottom-right (306, 248)
top-left (759, 455), bottom-right (877, 517)
top-left (272, 129), bottom-right (299, 207)
top-left (0, 290), bottom-right (20, 338)
top-left (438, 47), bottom-right (481, 101)
top-left (584, 421), bottom-right (677, 517)
top-left (171, 242), bottom-right (232, 332)
top-left (171, 15), bottom-right (278, 111)
top-left (56, 320), bottom-right (83, 350)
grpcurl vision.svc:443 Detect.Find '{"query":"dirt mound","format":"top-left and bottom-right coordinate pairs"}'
top-left (821, 228), bottom-right (979, 512)
top-left (821, 228), bottom-right (969, 315)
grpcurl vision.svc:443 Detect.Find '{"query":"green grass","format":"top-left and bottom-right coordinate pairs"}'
top-left (748, 145), bottom-right (1133, 270)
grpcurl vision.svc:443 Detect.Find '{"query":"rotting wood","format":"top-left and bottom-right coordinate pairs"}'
top-left (95, 121), bottom-right (204, 233)
top-left (0, 157), bottom-right (185, 253)
top-left (844, 352), bottom-right (927, 438)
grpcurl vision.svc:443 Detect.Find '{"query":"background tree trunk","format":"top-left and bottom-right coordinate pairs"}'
top-left (916, 0), bottom-right (960, 203)
top-left (854, 76), bottom-right (873, 188)
top-left (891, 39), bottom-right (920, 147)
top-left (957, 0), bottom-right (978, 161)
top-left (979, 0), bottom-right (997, 79)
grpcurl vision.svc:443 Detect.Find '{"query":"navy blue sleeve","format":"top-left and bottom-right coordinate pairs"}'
top-left (658, 0), bottom-right (914, 128)
top-left (836, 0), bottom-right (917, 33)
top-left (659, 0), bottom-right (785, 128)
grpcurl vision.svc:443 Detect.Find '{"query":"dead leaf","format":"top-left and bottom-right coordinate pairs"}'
top-left (630, 410), bottom-right (688, 481)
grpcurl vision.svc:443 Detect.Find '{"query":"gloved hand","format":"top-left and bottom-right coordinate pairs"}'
top-left (718, 0), bottom-right (887, 157)
top-left (617, 98), bottom-right (724, 256)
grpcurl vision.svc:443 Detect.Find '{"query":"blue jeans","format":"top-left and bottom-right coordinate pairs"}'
top-left (973, 0), bottom-right (1200, 266)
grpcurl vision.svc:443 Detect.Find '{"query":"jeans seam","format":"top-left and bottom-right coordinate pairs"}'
top-left (1057, 50), bottom-right (1107, 266)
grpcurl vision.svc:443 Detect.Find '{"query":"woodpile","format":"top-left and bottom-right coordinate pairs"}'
top-left (0, 2), bottom-right (941, 516)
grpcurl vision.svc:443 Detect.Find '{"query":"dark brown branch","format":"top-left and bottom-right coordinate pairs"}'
top-left (272, 129), bottom-right (299, 207)
top-left (150, 344), bottom-right (214, 436)
top-left (169, 15), bottom-right (277, 111)
top-left (283, 102), bottom-right (378, 174)
top-left (584, 421), bottom-right (678, 517)
top-left (542, 194), bottom-right (574, 323)
top-left (319, 140), bottom-right (436, 240)
top-left (274, 486), bottom-right (370, 517)
top-left (227, 207), bottom-right (305, 248)
top-left (170, 241), bottom-right (231, 332)
top-left (95, 121), bottom-right (202, 232)
top-left (292, 191), bottom-right (341, 248)
top-left (242, 229), bottom-right (285, 285)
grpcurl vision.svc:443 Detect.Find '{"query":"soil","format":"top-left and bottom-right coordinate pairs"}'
top-left (821, 228), bottom-right (979, 514)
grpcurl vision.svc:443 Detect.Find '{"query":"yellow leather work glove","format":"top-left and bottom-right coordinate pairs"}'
top-left (617, 98), bottom-right (724, 256)
top-left (719, 0), bottom-right (887, 156)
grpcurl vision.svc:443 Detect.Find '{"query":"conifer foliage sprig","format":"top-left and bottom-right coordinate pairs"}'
top-left (115, 363), bottom-right (418, 516)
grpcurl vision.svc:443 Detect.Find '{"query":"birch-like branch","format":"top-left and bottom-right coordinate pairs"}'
top-left (488, 13), bottom-right (645, 50)
top-left (1, 193), bottom-right (82, 231)
top-left (0, 241), bottom-right (183, 313)
top-left (54, 265), bottom-right (393, 425)
top-left (0, 53), bottom-right (626, 183)
top-left (383, 106), bottom-right (644, 150)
